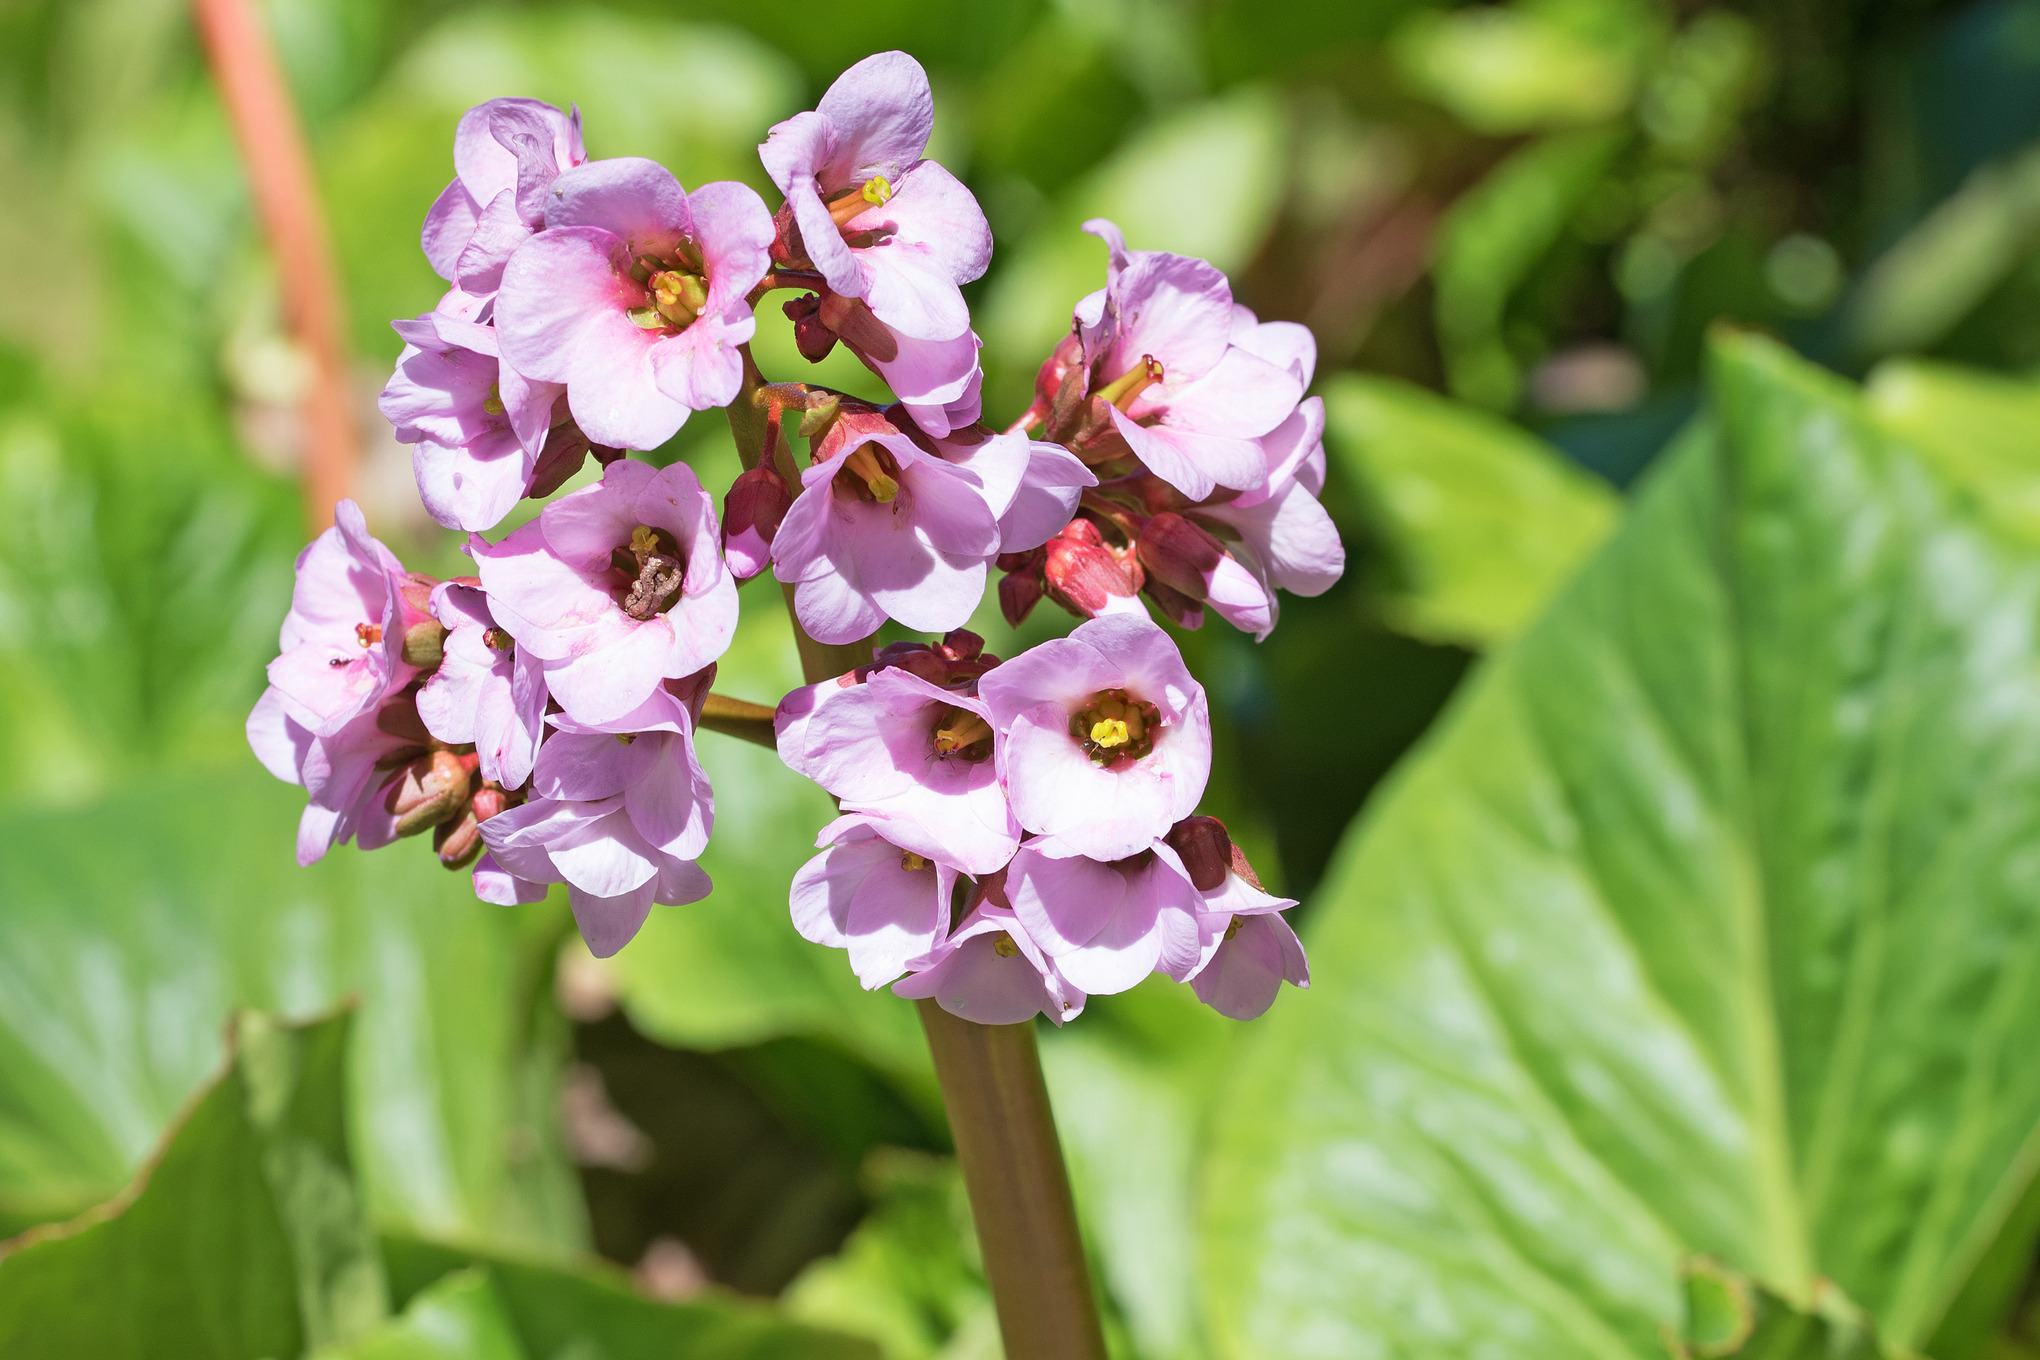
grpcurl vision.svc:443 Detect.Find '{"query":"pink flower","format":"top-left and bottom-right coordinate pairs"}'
top-left (1001, 840), bottom-right (1206, 996)
top-left (533, 680), bottom-right (715, 863)
top-left (720, 462), bottom-right (794, 580)
top-left (977, 615), bottom-right (1211, 861)
top-left (783, 291), bottom-right (985, 438)
top-left (1161, 816), bottom-right (1308, 1018)
top-left (1046, 219), bottom-right (1303, 501)
top-left (791, 814), bottom-right (959, 988)
top-left (415, 581), bottom-right (546, 790)
top-left (894, 896), bottom-right (1086, 1025)
top-left (473, 851), bottom-right (549, 906)
top-left (770, 406), bottom-right (1023, 644)
top-left (472, 459), bottom-right (738, 726)
top-left (381, 309), bottom-right (567, 532)
top-left (932, 424), bottom-right (1097, 553)
top-left (495, 158), bottom-right (772, 451)
top-left (248, 689), bottom-right (422, 867)
top-left (424, 98), bottom-right (587, 297)
top-left (776, 659), bottom-right (1017, 875)
top-left (1135, 511), bottom-right (1275, 639)
top-left (263, 499), bottom-right (430, 738)
top-left (760, 52), bottom-right (991, 347)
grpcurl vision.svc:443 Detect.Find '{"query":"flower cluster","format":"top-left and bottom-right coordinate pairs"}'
top-left (252, 51), bottom-right (1335, 1018)
top-left (777, 618), bottom-right (1306, 1021)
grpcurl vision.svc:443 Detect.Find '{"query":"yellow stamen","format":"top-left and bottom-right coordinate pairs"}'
top-left (482, 382), bottom-right (504, 415)
top-left (828, 175), bottom-right (892, 227)
top-left (901, 851), bottom-right (929, 871)
top-left (615, 733), bottom-right (637, 745)
top-left (992, 933), bottom-right (1020, 958)
top-left (648, 269), bottom-right (706, 327)
top-left (1095, 354), bottom-right (1165, 412)
top-left (630, 525), bottom-right (663, 556)
top-left (1089, 717), bottom-right (1132, 748)
top-left (1224, 914), bottom-right (1244, 941)
top-left (844, 443), bottom-right (899, 502)
top-left (356, 622), bottom-right (382, 648)
top-left (932, 710), bottom-right (993, 756)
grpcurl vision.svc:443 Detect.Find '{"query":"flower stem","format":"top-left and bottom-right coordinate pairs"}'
top-left (698, 692), bottom-right (777, 748)
top-left (723, 359), bottom-right (1108, 1360)
top-left (192, 0), bottom-right (356, 533)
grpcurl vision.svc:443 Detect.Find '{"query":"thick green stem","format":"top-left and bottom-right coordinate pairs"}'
top-left (723, 351), bottom-right (1107, 1360)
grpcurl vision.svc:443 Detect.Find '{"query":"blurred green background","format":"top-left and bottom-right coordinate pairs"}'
top-left (12, 0), bottom-right (2040, 1356)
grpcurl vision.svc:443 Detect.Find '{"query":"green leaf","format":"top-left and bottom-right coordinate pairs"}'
top-left (1200, 334), bottom-right (2040, 1358)
top-left (1866, 359), bottom-right (2040, 553)
top-left (1432, 127), bottom-right (1629, 408)
top-left (382, 1234), bottom-right (882, 1360)
top-left (1667, 1258), bottom-right (1878, 1360)
top-left (0, 766), bottom-right (583, 1252)
top-left (330, 1269), bottom-right (525, 1360)
top-left (0, 1007), bottom-right (383, 1357)
top-left (1391, 0), bottom-right (1652, 135)
top-left (1321, 372), bottom-right (1620, 647)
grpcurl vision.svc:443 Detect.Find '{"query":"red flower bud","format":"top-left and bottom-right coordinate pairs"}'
top-left (1035, 331), bottom-right (1089, 443)
top-left (1136, 512), bottom-right (1228, 602)
top-left (1044, 520), bottom-right (1142, 617)
top-left (1166, 815), bottom-right (1234, 892)
top-left (782, 293), bottom-right (838, 362)
top-left (997, 548), bottom-right (1046, 627)
top-left (769, 201), bottom-right (811, 270)
top-left (721, 463), bottom-right (794, 579)
top-left (817, 291), bottom-right (899, 363)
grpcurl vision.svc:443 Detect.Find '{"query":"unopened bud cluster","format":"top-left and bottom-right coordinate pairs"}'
top-left (251, 51), bottom-right (1336, 1016)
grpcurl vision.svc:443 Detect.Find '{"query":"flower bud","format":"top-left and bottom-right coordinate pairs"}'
top-left (1136, 512), bottom-right (1226, 600)
top-left (386, 749), bottom-right (476, 837)
top-left (434, 807), bottom-right (484, 869)
top-left (1035, 331), bottom-right (1088, 443)
top-left (782, 293), bottom-right (838, 363)
top-left (722, 463), bottom-right (794, 580)
top-left (470, 784), bottom-right (512, 823)
top-left (997, 549), bottom-right (1046, 627)
top-left (769, 201), bottom-right (810, 270)
top-left (1166, 815), bottom-right (1234, 892)
top-left (401, 618), bottom-right (447, 669)
top-left (1137, 511), bottom-right (1274, 639)
top-left (1044, 519), bottom-right (1142, 617)
top-left (399, 573), bottom-right (439, 622)
top-left (817, 291), bottom-right (899, 363)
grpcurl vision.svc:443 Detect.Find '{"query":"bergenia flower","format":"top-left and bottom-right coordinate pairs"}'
top-left (473, 459), bottom-right (738, 726)
top-left (249, 689), bottom-right (433, 867)
top-left (415, 581), bottom-right (546, 790)
top-left (760, 51), bottom-right (991, 350)
top-left (496, 158), bottom-right (772, 451)
top-left (930, 423), bottom-right (1096, 553)
top-left (1163, 817), bottom-right (1308, 1019)
top-left (776, 659), bottom-right (1018, 874)
top-left (533, 679), bottom-right (715, 865)
top-left (263, 499), bottom-right (431, 738)
top-left (1001, 840), bottom-right (1206, 997)
top-left (771, 406), bottom-right (1025, 644)
top-left (977, 614), bottom-right (1211, 861)
top-left (478, 794), bottom-right (712, 958)
top-left (894, 896), bottom-right (1085, 1025)
top-left (424, 97), bottom-right (587, 297)
top-left (380, 309), bottom-right (565, 533)
top-left (791, 814), bottom-right (959, 988)
top-left (783, 290), bottom-right (985, 439)
top-left (1046, 219), bottom-right (1303, 501)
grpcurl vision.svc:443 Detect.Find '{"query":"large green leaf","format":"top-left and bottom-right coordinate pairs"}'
top-left (1200, 334), bottom-right (2040, 1358)
top-left (0, 766), bottom-right (582, 1251)
top-left (1321, 372), bottom-right (1620, 648)
top-left (0, 1007), bottom-right (382, 1357)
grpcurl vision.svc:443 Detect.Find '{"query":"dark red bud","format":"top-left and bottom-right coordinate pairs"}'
top-left (817, 291), bottom-right (899, 363)
top-left (1228, 841), bottom-right (1265, 891)
top-left (1166, 816), bottom-right (1234, 892)
top-left (936, 629), bottom-right (985, 662)
top-left (782, 293), bottom-right (838, 362)
top-left (721, 462), bottom-right (794, 574)
top-left (998, 548), bottom-right (1047, 627)
top-left (1037, 331), bottom-right (1090, 443)
top-left (1137, 512), bottom-right (1228, 602)
top-left (1044, 525), bottom-right (1141, 617)
top-left (769, 201), bottom-right (810, 269)
top-left (529, 422), bottom-right (594, 498)
top-left (1141, 576), bottom-right (1205, 630)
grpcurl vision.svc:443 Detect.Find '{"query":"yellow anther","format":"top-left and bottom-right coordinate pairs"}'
top-left (355, 622), bottom-right (383, 648)
top-left (1089, 717), bottom-right (1132, 748)
top-left (992, 933), bottom-right (1020, 958)
top-left (901, 851), bottom-right (929, 871)
top-left (1223, 914), bottom-right (1244, 941)
top-left (862, 175), bottom-right (892, 206)
top-left (1096, 354), bottom-right (1165, 412)
top-left (482, 382), bottom-right (505, 415)
top-left (844, 444), bottom-right (899, 503)
top-left (615, 733), bottom-right (637, 745)
top-left (932, 710), bottom-right (993, 756)
top-left (630, 525), bottom-right (663, 556)
top-left (827, 176), bottom-right (893, 228)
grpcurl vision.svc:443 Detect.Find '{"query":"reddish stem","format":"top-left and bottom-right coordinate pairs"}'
top-left (193, 0), bottom-right (356, 533)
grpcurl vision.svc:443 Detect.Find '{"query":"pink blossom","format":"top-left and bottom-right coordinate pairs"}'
top-left (1161, 816), bottom-right (1307, 1018)
top-left (248, 689), bottom-right (419, 867)
top-left (477, 685), bottom-right (715, 958)
top-left (721, 462), bottom-right (794, 580)
top-left (263, 499), bottom-right (429, 738)
top-left (771, 407), bottom-right (1023, 644)
top-left (776, 660), bottom-right (1017, 875)
top-left (977, 615), bottom-right (1211, 861)
top-left (415, 581), bottom-right (546, 790)
top-left (472, 459), bottom-right (738, 726)
top-left (1197, 404), bottom-right (1345, 622)
top-left (1135, 511), bottom-right (1275, 639)
top-left (380, 306), bottom-right (566, 533)
top-left (760, 52), bottom-right (991, 346)
top-left (1048, 219), bottom-right (1303, 501)
top-left (1001, 840), bottom-right (1206, 997)
top-left (894, 897), bottom-right (1085, 1025)
top-left (784, 291), bottom-right (985, 438)
top-left (424, 98), bottom-right (587, 297)
top-left (931, 423), bottom-right (1096, 553)
top-left (495, 158), bottom-right (772, 451)
top-left (791, 814), bottom-right (959, 988)
top-left (472, 851), bottom-right (549, 906)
